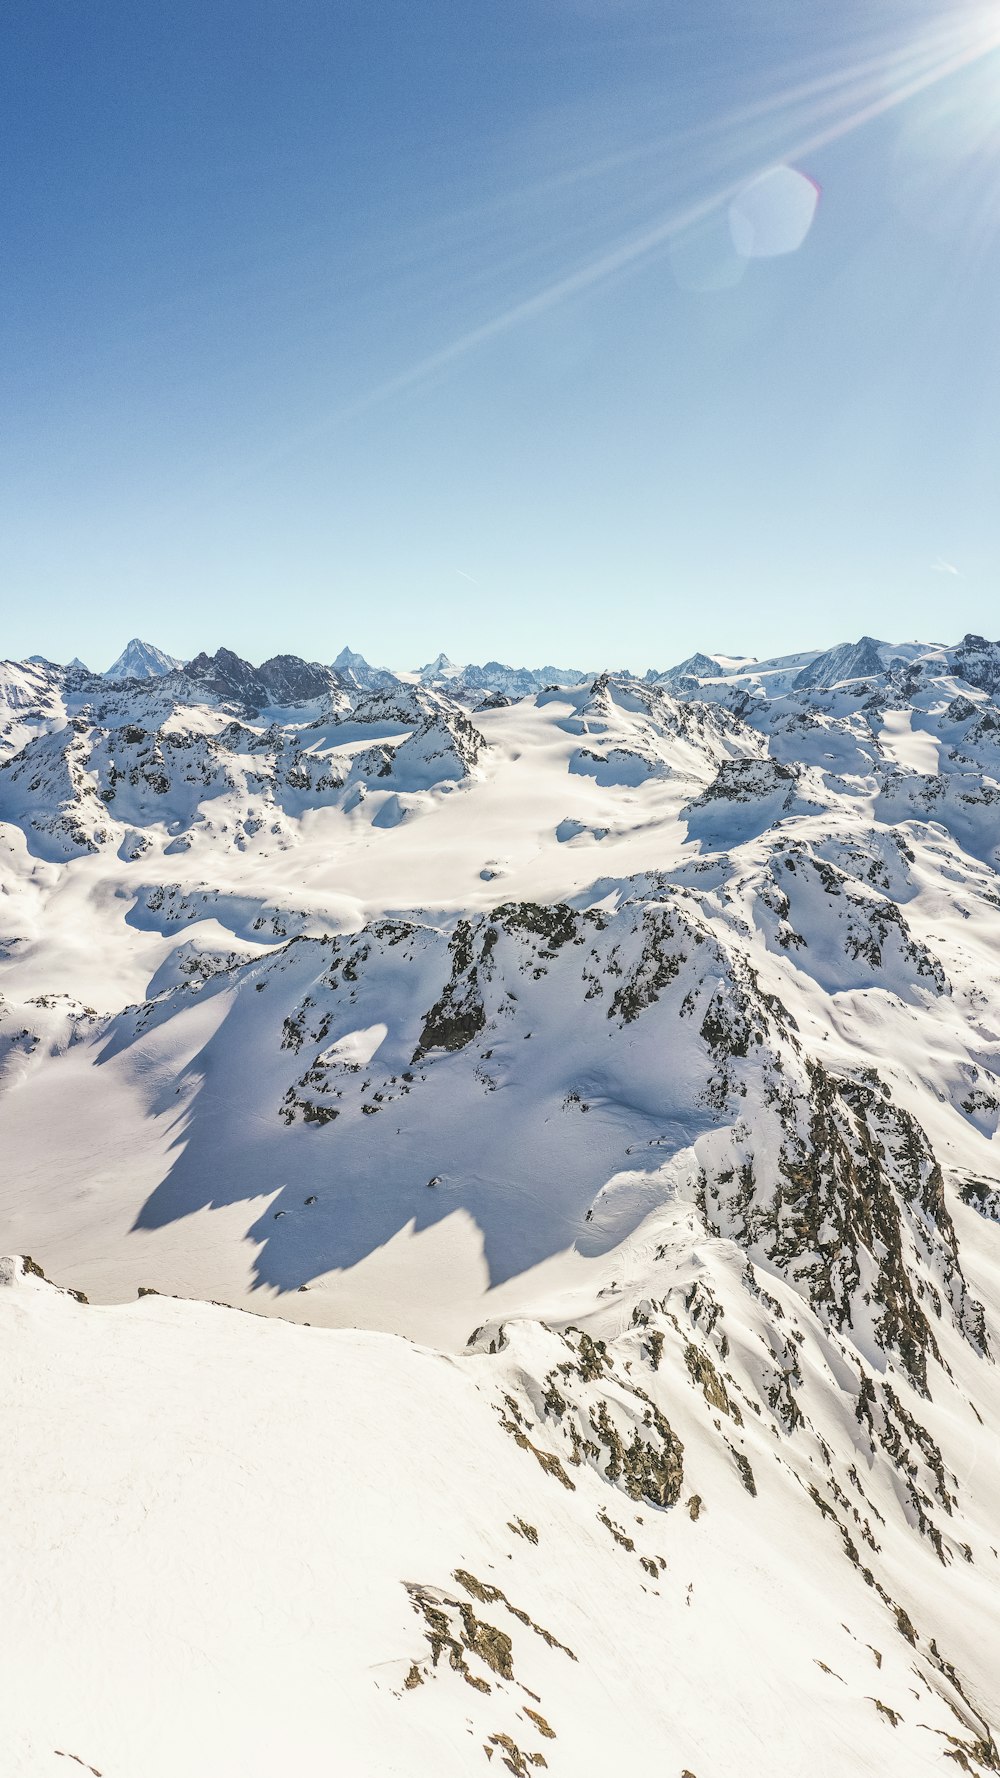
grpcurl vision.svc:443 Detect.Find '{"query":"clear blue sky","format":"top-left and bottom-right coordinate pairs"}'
top-left (3, 0), bottom-right (1000, 672)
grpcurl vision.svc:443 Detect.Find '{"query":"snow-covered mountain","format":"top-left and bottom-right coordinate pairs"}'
top-left (2, 630), bottom-right (1000, 1775)
top-left (105, 637), bottom-right (184, 679)
top-left (794, 633), bottom-right (889, 689)
top-left (329, 643), bottom-right (398, 692)
top-left (417, 653), bottom-right (590, 697)
top-left (652, 648), bottom-right (731, 682)
top-left (96, 640), bottom-right (606, 701)
top-left (418, 649), bottom-right (460, 679)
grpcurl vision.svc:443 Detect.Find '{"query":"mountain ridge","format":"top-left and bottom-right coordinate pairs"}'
top-left (44, 629), bottom-right (1000, 704)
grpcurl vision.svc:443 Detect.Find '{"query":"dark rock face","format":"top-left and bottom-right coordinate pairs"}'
top-left (257, 654), bottom-right (337, 706)
top-left (950, 633), bottom-right (1000, 696)
top-left (701, 1064), bottom-right (983, 1393)
top-left (176, 649), bottom-right (337, 712)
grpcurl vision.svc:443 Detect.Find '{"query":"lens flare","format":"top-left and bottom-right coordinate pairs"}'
top-left (728, 166), bottom-right (821, 259)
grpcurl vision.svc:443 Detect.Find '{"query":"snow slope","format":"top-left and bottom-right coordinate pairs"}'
top-left (4, 1242), bottom-right (999, 1778)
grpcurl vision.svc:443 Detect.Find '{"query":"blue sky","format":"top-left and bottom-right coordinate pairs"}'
top-left (3, 0), bottom-right (1000, 672)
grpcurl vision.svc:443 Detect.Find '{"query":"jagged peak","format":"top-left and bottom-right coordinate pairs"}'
top-left (104, 638), bottom-right (183, 680)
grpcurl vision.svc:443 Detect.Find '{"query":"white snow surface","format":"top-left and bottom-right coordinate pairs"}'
top-left (2, 635), bottom-right (1000, 1774)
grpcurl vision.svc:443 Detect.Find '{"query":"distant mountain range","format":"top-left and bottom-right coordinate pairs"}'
top-left (96, 638), bottom-right (588, 702)
top-left (81, 630), bottom-right (1000, 708)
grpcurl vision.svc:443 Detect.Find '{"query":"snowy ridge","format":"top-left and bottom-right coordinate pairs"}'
top-left (2, 1214), bottom-right (998, 1777)
top-left (2, 632), bottom-right (1000, 1774)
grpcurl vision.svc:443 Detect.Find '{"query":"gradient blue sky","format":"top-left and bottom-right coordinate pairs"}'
top-left (3, 0), bottom-right (1000, 672)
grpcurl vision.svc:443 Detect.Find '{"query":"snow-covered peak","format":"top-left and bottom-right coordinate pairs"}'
top-left (653, 650), bottom-right (730, 683)
top-left (418, 650), bottom-right (461, 680)
top-left (105, 638), bottom-right (183, 680)
top-left (329, 645), bottom-right (397, 692)
top-left (794, 635), bottom-right (887, 690)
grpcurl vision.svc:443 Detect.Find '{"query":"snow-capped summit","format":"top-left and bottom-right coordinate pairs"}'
top-left (418, 650), bottom-right (460, 681)
top-left (329, 645), bottom-right (397, 692)
top-left (104, 638), bottom-right (183, 680)
top-left (654, 650), bottom-right (729, 683)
